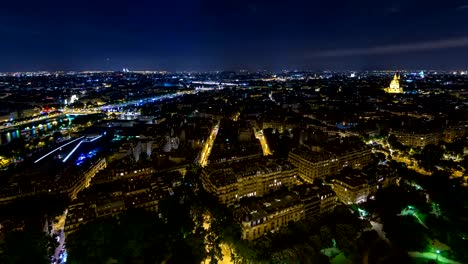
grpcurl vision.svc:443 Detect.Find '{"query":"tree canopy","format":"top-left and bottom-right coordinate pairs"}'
top-left (66, 208), bottom-right (207, 264)
top-left (0, 229), bottom-right (57, 264)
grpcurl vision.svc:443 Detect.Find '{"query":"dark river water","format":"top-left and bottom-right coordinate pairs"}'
top-left (0, 116), bottom-right (73, 145)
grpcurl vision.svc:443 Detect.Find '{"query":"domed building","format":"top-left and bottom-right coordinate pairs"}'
top-left (384, 74), bottom-right (404, 94)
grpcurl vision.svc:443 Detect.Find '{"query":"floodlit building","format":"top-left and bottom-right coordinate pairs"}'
top-left (384, 74), bottom-right (404, 94)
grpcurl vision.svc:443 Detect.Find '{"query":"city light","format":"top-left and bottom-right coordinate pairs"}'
top-left (0, 68), bottom-right (467, 264)
top-left (34, 136), bottom-right (85, 163)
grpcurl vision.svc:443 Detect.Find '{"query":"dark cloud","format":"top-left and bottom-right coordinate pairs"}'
top-left (310, 37), bottom-right (468, 58)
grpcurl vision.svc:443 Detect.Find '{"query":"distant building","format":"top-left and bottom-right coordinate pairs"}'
top-left (391, 125), bottom-right (467, 148)
top-left (261, 118), bottom-right (294, 133)
top-left (0, 111), bottom-right (17, 122)
top-left (384, 74), bottom-right (404, 94)
top-left (391, 130), bottom-right (440, 148)
top-left (201, 157), bottom-right (297, 205)
top-left (20, 106), bottom-right (41, 118)
top-left (443, 125), bottom-right (468, 142)
top-left (234, 193), bottom-right (304, 241)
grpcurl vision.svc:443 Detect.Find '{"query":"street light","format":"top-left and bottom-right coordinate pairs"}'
top-left (436, 250), bottom-right (440, 262)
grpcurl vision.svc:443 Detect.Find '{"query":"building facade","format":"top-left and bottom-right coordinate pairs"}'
top-left (292, 184), bottom-right (337, 219)
top-left (288, 145), bottom-right (372, 183)
top-left (67, 158), bottom-right (107, 199)
top-left (332, 176), bottom-right (372, 204)
top-left (235, 193), bottom-right (304, 241)
top-left (391, 125), bottom-right (467, 148)
top-left (64, 178), bottom-right (165, 235)
top-left (201, 157), bottom-right (297, 205)
top-left (384, 74), bottom-right (404, 94)
top-left (391, 131), bottom-right (440, 148)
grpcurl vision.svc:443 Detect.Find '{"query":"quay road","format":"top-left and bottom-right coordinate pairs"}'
top-left (0, 113), bottom-right (65, 133)
top-left (1, 90), bottom-right (193, 132)
top-left (97, 90), bottom-right (193, 111)
top-left (64, 90), bottom-right (193, 114)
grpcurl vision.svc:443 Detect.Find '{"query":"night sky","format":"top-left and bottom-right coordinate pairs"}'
top-left (1, 0), bottom-right (467, 71)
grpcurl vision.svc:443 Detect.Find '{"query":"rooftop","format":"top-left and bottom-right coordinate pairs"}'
top-left (334, 175), bottom-right (368, 188)
top-left (204, 157), bottom-right (295, 187)
top-left (236, 192), bottom-right (302, 222)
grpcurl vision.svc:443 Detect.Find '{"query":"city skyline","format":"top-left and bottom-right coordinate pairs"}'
top-left (1, 1), bottom-right (468, 263)
top-left (1, 0), bottom-right (468, 71)
top-left (0, 67), bottom-right (467, 264)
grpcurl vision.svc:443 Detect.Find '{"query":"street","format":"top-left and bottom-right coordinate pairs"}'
top-left (198, 123), bottom-right (219, 166)
top-left (254, 129), bottom-right (272, 156)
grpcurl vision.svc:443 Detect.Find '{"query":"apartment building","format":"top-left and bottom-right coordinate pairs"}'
top-left (201, 157), bottom-right (296, 205)
top-left (288, 143), bottom-right (372, 183)
top-left (292, 184), bottom-right (337, 219)
top-left (332, 176), bottom-right (372, 204)
top-left (234, 193), bottom-right (304, 241)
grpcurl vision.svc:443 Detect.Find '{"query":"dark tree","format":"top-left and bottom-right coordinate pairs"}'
top-left (415, 144), bottom-right (444, 171)
top-left (0, 229), bottom-right (57, 264)
top-left (384, 216), bottom-right (430, 252)
top-left (71, 113), bottom-right (106, 126)
top-left (388, 135), bottom-right (405, 151)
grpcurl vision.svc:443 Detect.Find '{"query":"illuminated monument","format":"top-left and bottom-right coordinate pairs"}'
top-left (384, 74), bottom-right (403, 94)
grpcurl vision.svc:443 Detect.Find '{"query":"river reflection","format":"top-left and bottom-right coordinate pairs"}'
top-left (0, 118), bottom-right (71, 145)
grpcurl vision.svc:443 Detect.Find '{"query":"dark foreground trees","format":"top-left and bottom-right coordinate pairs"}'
top-left (0, 229), bottom-right (57, 264)
top-left (66, 208), bottom-right (207, 264)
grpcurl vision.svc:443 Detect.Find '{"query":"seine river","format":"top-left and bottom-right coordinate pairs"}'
top-left (0, 116), bottom-right (72, 145)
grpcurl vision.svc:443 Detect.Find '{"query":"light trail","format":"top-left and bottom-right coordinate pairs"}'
top-left (62, 140), bottom-right (84, 162)
top-left (62, 135), bottom-right (104, 162)
top-left (88, 135), bottom-right (103, 142)
top-left (34, 136), bottom-right (84, 163)
top-left (198, 124), bottom-right (219, 166)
